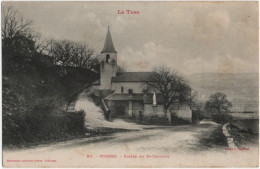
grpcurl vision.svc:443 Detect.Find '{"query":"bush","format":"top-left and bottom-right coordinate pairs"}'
top-left (63, 111), bottom-right (86, 135)
top-left (212, 113), bottom-right (232, 124)
top-left (192, 110), bottom-right (204, 123)
top-left (171, 115), bottom-right (190, 125)
top-left (3, 107), bottom-right (86, 146)
top-left (142, 115), bottom-right (169, 125)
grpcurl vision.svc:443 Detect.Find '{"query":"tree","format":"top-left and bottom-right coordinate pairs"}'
top-left (205, 92), bottom-right (232, 114)
top-left (47, 40), bottom-right (100, 75)
top-left (70, 42), bottom-right (95, 69)
top-left (88, 56), bottom-right (100, 73)
top-left (2, 6), bottom-right (32, 41)
top-left (2, 6), bottom-right (48, 68)
top-left (2, 6), bottom-right (34, 65)
top-left (144, 66), bottom-right (191, 116)
top-left (47, 40), bottom-right (74, 75)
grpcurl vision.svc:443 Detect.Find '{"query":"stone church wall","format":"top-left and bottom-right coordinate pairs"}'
top-left (169, 103), bottom-right (192, 122)
top-left (100, 52), bottom-right (117, 89)
top-left (112, 82), bottom-right (145, 93)
top-left (107, 100), bottom-right (129, 117)
top-left (173, 109), bottom-right (192, 122)
top-left (132, 101), bottom-right (144, 118)
top-left (144, 104), bottom-right (164, 117)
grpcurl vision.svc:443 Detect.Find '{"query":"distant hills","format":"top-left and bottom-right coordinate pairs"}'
top-left (187, 73), bottom-right (258, 112)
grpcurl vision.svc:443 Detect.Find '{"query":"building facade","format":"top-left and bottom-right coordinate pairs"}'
top-left (92, 27), bottom-right (192, 123)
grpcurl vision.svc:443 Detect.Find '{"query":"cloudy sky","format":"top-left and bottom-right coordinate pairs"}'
top-left (3, 1), bottom-right (258, 74)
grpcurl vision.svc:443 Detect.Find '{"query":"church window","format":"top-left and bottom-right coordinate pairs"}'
top-left (121, 86), bottom-right (124, 93)
top-left (106, 54), bottom-right (110, 63)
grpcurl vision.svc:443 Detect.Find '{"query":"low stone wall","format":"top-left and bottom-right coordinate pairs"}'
top-left (173, 109), bottom-right (192, 122)
top-left (144, 104), bottom-right (164, 117)
top-left (222, 123), bottom-right (237, 148)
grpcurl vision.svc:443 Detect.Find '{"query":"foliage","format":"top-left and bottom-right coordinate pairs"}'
top-left (2, 6), bottom-right (49, 70)
top-left (192, 110), bottom-right (204, 123)
top-left (205, 92), bottom-right (232, 114)
top-left (171, 113), bottom-right (191, 125)
top-left (47, 40), bottom-right (99, 75)
top-left (2, 6), bottom-right (99, 147)
top-left (141, 115), bottom-right (169, 125)
top-left (212, 113), bottom-right (233, 124)
top-left (144, 66), bottom-right (191, 114)
top-left (3, 107), bottom-right (86, 145)
top-left (3, 72), bottom-right (87, 146)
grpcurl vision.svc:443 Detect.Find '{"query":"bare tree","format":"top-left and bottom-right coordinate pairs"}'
top-left (144, 66), bottom-right (191, 116)
top-left (2, 6), bottom-right (34, 65)
top-left (2, 6), bottom-right (32, 40)
top-left (31, 33), bottom-right (50, 55)
top-left (70, 42), bottom-right (95, 69)
top-left (205, 92), bottom-right (232, 114)
top-left (2, 6), bottom-right (49, 65)
top-left (88, 55), bottom-right (100, 73)
top-left (47, 40), bottom-right (99, 75)
top-left (47, 40), bottom-right (74, 75)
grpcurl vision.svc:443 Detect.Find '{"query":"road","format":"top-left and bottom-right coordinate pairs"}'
top-left (3, 121), bottom-right (258, 167)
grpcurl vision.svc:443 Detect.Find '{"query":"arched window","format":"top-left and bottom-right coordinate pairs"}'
top-left (106, 54), bottom-right (110, 63)
top-left (121, 86), bottom-right (124, 93)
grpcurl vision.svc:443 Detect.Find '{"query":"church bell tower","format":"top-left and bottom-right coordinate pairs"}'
top-left (100, 26), bottom-right (117, 89)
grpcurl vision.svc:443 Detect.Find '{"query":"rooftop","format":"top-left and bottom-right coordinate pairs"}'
top-left (104, 93), bottom-right (164, 104)
top-left (101, 26), bottom-right (117, 53)
top-left (112, 72), bottom-right (153, 82)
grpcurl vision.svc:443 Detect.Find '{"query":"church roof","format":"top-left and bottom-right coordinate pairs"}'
top-left (104, 93), bottom-right (144, 101)
top-left (104, 93), bottom-right (164, 104)
top-left (112, 72), bottom-right (153, 82)
top-left (101, 26), bottom-right (117, 53)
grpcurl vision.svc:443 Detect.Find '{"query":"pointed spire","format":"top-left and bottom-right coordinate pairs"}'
top-left (101, 26), bottom-right (117, 53)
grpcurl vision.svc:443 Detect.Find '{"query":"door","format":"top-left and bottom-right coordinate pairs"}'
top-left (115, 101), bottom-right (127, 117)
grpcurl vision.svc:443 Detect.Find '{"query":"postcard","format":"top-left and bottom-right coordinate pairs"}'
top-left (2, 1), bottom-right (259, 167)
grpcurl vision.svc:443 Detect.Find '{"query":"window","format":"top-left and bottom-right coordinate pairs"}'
top-left (128, 89), bottom-right (133, 94)
top-left (121, 86), bottom-right (124, 93)
top-left (106, 54), bottom-right (110, 63)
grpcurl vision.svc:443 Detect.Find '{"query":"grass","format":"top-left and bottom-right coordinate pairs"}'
top-left (229, 121), bottom-right (259, 148)
top-left (198, 124), bottom-right (228, 150)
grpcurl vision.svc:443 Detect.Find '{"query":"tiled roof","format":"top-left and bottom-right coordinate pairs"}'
top-left (104, 93), bottom-right (164, 104)
top-left (112, 72), bottom-right (153, 82)
top-left (104, 93), bottom-right (144, 101)
top-left (101, 27), bottom-right (117, 53)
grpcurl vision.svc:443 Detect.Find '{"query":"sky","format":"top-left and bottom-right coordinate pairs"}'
top-left (3, 1), bottom-right (259, 75)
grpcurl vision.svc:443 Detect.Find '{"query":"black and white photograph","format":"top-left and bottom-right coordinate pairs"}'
top-left (1, 1), bottom-right (259, 167)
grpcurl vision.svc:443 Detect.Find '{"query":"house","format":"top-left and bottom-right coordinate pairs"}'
top-left (92, 27), bottom-right (192, 123)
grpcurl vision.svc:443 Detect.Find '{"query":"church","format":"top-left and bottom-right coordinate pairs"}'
top-left (92, 27), bottom-right (192, 123)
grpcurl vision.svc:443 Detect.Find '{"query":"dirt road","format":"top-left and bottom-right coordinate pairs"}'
top-left (3, 121), bottom-right (258, 167)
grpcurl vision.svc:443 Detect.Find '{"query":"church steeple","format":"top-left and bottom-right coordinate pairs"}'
top-left (99, 26), bottom-right (117, 89)
top-left (101, 26), bottom-right (117, 53)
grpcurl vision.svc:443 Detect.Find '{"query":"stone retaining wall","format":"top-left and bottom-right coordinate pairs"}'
top-left (222, 123), bottom-right (237, 148)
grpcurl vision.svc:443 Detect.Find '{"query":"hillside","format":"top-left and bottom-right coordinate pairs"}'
top-left (2, 61), bottom-right (99, 146)
top-left (187, 73), bottom-right (258, 112)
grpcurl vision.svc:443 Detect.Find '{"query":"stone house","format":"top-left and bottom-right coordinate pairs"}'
top-left (92, 27), bottom-right (192, 123)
